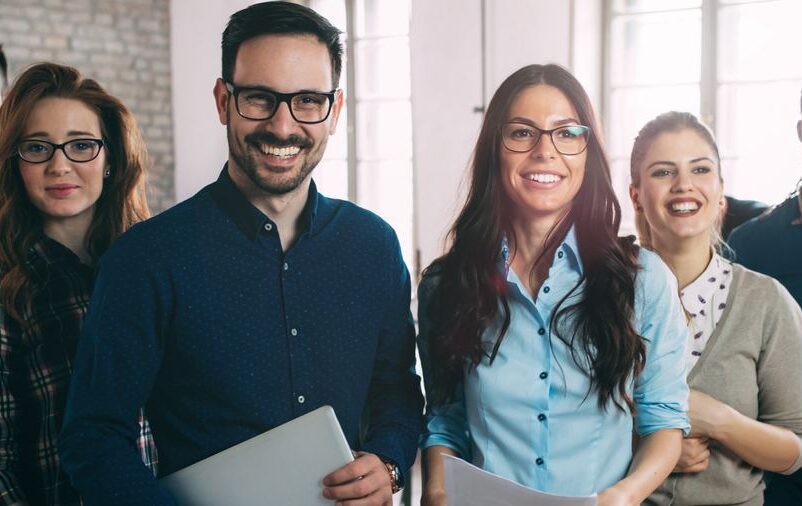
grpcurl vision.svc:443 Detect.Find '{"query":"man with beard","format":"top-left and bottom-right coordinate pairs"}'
top-left (58, 3), bottom-right (423, 505)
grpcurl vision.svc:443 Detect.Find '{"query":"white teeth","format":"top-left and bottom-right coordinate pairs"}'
top-left (671, 201), bottom-right (699, 213)
top-left (527, 173), bottom-right (561, 183)
top-left (258, 144), bottom-right (301, 157)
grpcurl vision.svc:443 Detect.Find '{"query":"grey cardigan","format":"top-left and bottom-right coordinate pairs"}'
top-left (647, 264), bottom-right (802, 506)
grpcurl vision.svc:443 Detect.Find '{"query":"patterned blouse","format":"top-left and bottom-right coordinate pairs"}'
top-left (680, 252), bottom-right (733, 373)
top-left (0, 235), bottom-right (157, 506)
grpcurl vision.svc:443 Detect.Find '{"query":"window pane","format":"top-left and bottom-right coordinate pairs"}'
top-left (355, 38), bottom-right (411, 100)
top-left (610, 11), bottom-right (701, 87)
top-left (356, 101), bottom-right (413, 161)
top-left (609, 157), bottom-right (638, 236)
top-left (354, 0), bottom-right (410, 38)
top-left (718, 1), bottom-right (802, 82)
top-left (357, 160), bottom-right (414, 268)
top-left (608, 85), bottom-right (701, 158)
top-left (313, 159), bottom-right (349, 201)
top-left (716, 82), bottom-right (802, 203)
top-left (721, 157), bottom-right (800, 205)
top-left (307, 0), bottom-right (347, 32)
top-left (612, 0), bottom-right (700, 14)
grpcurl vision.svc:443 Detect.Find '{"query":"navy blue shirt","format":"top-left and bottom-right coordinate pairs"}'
top-left (59, 168), bottom-right (423, 505)
top-left (729, 195), bottom-right (802, 307)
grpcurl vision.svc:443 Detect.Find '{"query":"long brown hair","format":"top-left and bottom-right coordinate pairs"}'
top-left (0, 62), bottom-right (150, 320)
top-left (422, 64), bottom-right (643, 413)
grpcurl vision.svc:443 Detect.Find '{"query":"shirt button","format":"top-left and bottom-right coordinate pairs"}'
top-left (536, 457), bottom-right (544, 466)
top-left (283, 262), bottom-right (289, 271)
top-left (539, 371), bottom-right (548, 380)
top-left (290, 328), bottom-right (298, 336)
top-left (537, 328), bottom-right (546, 336)
top-left (538, 413), bottom-right (546, 422)
top-left (297, 395), bottom-right (305, 404)
top-left (557, 251), bottom-right (564, 259)
top-left (543, 286), bottom-right (550, 293)
top-left (264, 223), bottom-right (273, 232)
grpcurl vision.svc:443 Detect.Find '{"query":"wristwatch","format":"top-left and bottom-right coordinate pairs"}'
top-left (380, 457), bottom-right (402, 494)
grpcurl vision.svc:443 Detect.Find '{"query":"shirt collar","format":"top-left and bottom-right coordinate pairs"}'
top-left (680, 251), bottom-right (730, 312)
top-left (27, 234), bottom-right (90, 270)
top-left (500, 224), bottom-right (584, 278)
top-left (210, 164), bottom-right (324, 241)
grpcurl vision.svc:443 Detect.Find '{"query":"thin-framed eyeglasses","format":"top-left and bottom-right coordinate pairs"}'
top-left (225, 82), bottom-right (337, 124)
top-left (502, 122), bottom-right (591, 155)
top-left (17, 138), bottom-right (105, 164)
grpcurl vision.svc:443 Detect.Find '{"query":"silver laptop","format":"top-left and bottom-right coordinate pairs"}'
top-left (159, 405), bottom-right (354, 505)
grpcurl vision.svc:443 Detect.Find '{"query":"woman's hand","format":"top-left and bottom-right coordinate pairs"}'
top-left (597, 484), bottom-right (636, 506)
top-left (674, 437), bottom-right (710, 473)
top-left (420, 489), bottom-right (448, 506)
top-left (688, 389), bottom-right (730, 439)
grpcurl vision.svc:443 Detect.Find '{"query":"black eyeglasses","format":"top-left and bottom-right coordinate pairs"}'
top-left (225, 82), bottom-right (337, 124)
top-left (502, 122), bottom-right (591, 155)
top-left (17, 138), bottom-right (105, 164)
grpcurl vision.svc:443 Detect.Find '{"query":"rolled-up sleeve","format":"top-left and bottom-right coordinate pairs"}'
top-left (416, 275), bottom-right (472, 459)
top-left (632, 250), bottom-right (691, 437)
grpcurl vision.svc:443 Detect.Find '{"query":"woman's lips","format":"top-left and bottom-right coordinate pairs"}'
top-left (45, 184), bottom-right (80, 197)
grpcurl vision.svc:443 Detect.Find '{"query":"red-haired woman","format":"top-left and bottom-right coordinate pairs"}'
top-left (0, 63), bottom-right (152, 506)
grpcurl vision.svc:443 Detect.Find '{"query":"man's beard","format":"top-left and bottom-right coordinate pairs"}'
top-left (227, 122), bottom-right (323, 195)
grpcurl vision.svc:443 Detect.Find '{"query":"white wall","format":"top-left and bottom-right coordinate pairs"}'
top-left (170, 0), bottom-right (254, 202)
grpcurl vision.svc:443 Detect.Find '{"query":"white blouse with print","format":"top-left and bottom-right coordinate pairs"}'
top-left (681, 252), bottom-right (733, 373)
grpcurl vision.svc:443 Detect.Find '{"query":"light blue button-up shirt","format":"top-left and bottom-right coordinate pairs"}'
top-left (418, 227), bottom-right (689, 495)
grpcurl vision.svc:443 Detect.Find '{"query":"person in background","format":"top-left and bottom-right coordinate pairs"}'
top-left (629, 111), bottom-right (802, 506)
top-left (0, 62), bottom-right (152, 506)
top-left (58, 3), bottom-right (423, 505)
top-left (728, 90), bottom-right (802, 506)
top-left (418, 64), bottom-right (689, 506)
top-left (721, 195), bottom-right (768, 240)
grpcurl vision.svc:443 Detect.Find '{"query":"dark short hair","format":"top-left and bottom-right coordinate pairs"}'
top-left (222, 1), bottom-right (343, 88)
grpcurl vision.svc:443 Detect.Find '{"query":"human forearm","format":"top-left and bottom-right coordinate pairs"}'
top-left (421, 445), bottom-right (458, 505)
top-left (600, 429), bottom-right (682, 505)
top-left (712, 405), bottom-right (802, 473)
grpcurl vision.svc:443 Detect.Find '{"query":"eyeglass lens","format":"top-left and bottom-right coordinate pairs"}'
top-left (237, 89), bottom-right (332, 123)
top-left (18, 139), bottom-right (103, 163)
top-left (502, 124), bottom-right (590, 155)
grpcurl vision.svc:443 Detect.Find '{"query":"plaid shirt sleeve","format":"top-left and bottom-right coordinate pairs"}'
top-left (137, 410), bottom-right (158, 476)
top-left (0, 307), bottom-right (27, 505)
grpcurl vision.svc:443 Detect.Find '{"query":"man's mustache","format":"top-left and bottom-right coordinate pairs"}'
top-left (245, 131), bottom-right (313, 149)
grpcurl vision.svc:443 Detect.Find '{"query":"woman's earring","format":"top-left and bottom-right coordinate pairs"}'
top-left (104, 168), bottom-right (111, 178)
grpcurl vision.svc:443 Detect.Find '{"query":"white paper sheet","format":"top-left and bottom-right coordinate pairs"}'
top-left (443, 454), bottom-right (598, 506)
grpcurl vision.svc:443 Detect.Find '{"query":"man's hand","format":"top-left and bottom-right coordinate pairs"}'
top-left (323, 451), bottom-right (393, 505)
top-left (674, 437), bottom-right (710, 473)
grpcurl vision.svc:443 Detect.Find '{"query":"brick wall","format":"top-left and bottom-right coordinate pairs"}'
top-left (0, 0), bottom-right (174, 212)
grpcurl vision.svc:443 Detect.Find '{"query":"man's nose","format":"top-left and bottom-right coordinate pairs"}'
top-left (265, 101), bottom-right (298, 138)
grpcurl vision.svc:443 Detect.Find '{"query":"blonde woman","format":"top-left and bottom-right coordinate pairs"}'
top-left (629, 111), bottom-right (802, 505)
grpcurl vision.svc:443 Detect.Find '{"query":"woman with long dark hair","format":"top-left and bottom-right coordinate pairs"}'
top-left (418, 64), bottom-right (689, 505)
top-left (629, 111), bottom-right (802, 505)
top-left (0, 63), bottom-right (152, 505)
